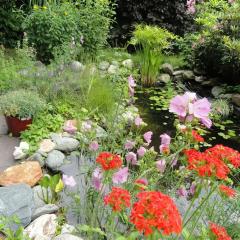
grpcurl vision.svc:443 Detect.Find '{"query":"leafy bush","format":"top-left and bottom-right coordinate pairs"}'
top-left (0, 0), bottom-right (26, 48)
top-left (130, 25), bottom-right (175, 86)
top-left (183, 0), bottom-right (240, 84)
top-left (0, 90), bottom-right (46, 119)
top-left (110, 0), bottom-right (194, 46)
top-left (24, 1), bottom-right (115, 63)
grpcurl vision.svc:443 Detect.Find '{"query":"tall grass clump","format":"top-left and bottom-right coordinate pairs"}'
top-left (130, 25), bottom-right (175, 86)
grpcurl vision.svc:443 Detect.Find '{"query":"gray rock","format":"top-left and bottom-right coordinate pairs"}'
top-left (193, 68), bottom-right (206, 75)
top-left (122, 59), bottom-right (133, 69)
top-left (33, 185), bottom-right (52, 209)
top-left (98, 61), bottom-right (110, 71)
top-left (219, 94), bottom-right (233, 99)
top-left (61, 224), bottom-right (75, 234)
top-left (28, 152), bottom-right (45, 167)
top-left (173, 70), bottom-right (184, 76)
top-left (0, 115), bottom-right (8, 135)
top-left (32, 204), bottom-right (59, 220)
top-left (232, 94), bottom-right (240, 107)
top-left (195, 76), bottom-right (206, 83)
top-left (50, 133), bottom-right (62, 142)
top-left (157, 74), bottom-right (171, 84)
top-left (211, 86), bottom-right (224, 98)
top-left (173, 75), bottom-right (183, 81)
top-left (54, 234), bottom-right (84, 240)
top-left (69, 61), bottom-right (84, 72)
top-left (161, 63), bottom-right (174, 75)
top-left (201, 78), bottom-right (218, 87)
top-left (107, 65), bottom-right (118, 74)
top-left (55, 137), bottom-right (79, 152)
top-left (183, 70), bottom-right (195, 80)
top-left (24, 214), bottom-right (57, 239)
top-left (46, 150), bottom-right (65, 171)
top-left (0, 184), bottom-right (34, 228)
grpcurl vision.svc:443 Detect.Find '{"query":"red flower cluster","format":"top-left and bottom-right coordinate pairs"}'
top-left (104, 187), bottom-right (131, 212)
top-left (185, 149), bottom-right (230, 180)
top-left (130, 191), bottom-right (182, 236)
top-left (192, 130), bottom-right (204, 142)
top-left (219, 185), bottom-right (236, 198)
top-left (206, 145), bottom-right (240, 168)
top-left (96, 152), bottom-right (122, 170)
top-left (185, 144), bottom-right (240, 180)
top-left (209, 222), bottom-right (232, 240)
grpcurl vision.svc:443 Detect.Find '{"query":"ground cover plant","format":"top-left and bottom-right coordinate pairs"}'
top-left (0, 1), bottom-right (240, 240)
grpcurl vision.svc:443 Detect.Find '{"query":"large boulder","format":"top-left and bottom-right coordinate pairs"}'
top-left (122, 59), bottom-right (133, 69)
top-left (157, 74), bottom-right (171, 84)
top-left (32, 204), bottom-right (59, 220)
top-left (24, 214), bottom-right (57, 239)
top-left (45, 150), bottom-right (65, 171)
top-left (69, 61), bottom-right (84, 72)
top-left (232, 94), bottom-right (240, 107)
top-left (211, 86), bottom-right (224, 98)
top-left (39, 139), bottom-right (56, 153)
top-left (161, 63), bottom-right (174, 75)
top-left (54, 137), bottom-right (79, 152)
top-left (107, 65), bottom-right (119, 74)
top-left (0, 184), bottom-right (34, 227)
top-left (98, 61), bottom-right (110, 71)
top-left (0, 161), bottom-right (42, 187)
top-left (182, 70), bottom-right (195, 80)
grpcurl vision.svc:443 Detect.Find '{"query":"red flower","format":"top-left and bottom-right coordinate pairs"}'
top-left (209, 222), bottom-right (232, 240)
top-left (192, 130), bottom-right (204, 142)
top-left (135, 178), bottom-right (148, 191)
top-left (184, 148), bottom-right (230, 180)
top-left (219, 185), bottom-right (236, 198)
top-left (206, 145), bottom-right (240, 168)
top-left (130, 191), bottom-right (182, 236)
top-left (104, 187), bottom-right (131, 212)
top-left (96, 152), bottom-right (122, 170)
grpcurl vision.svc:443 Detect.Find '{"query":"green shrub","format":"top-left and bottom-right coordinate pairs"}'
top-left (130, 25), bottom-right (175, 86)
top-left (0, 90), bottom-right (46, 119)
top-left (24, 1), bottom-right (115, 63)
top-left (183, 0), bottom-right (240, 84)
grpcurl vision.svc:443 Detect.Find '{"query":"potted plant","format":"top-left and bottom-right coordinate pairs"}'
top-left (0, 90), bottom-right (46, 137)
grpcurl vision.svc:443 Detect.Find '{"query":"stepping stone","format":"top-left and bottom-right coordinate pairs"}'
top-left (0, 136), bottom-right (20, 171)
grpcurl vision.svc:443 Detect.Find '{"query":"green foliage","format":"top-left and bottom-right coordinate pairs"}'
top-left (211, 99), bottom-right (233, 120)
top-left (0, 215), bottom-right (30, 240)
top-left (130, 25), bottom-right (176, 86)
top-left (0, 1), bottom-right (25, 48)
top-left (39, 174), bottom-right (63, 204)
top-left (21, 111), bottom-right (64, 152)
top-left (24, 1), bottom-right (115, 63)
top-left (185, 0), bottom-right (240, 83)
top-left (0, 90), bottom-right (46, 119)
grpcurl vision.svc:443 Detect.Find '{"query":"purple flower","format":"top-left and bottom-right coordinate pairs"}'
top-left (169, 94), bottom-right (189, 117)
top-left (177, 187), bottom-right (188, 197)
top-left (191, 98), bottom-right (211, 119)
top-left (92, 168), bottom-right (103, 191)
top-left (63, 120), bottom-right (77, 134)
top-left (126, 152), bottom-right (137, 165)
top-left (62, 174), bottom-right (76, 187)
top-left (81, 121), bottom-right (92, 132)
top-left (112, 167), bottom-right (129, 184)
top-left (134, 116), bottom-right (144, 127)
top-left (189, 183), bottom-right (196, 196)
top-left (124, 140), bottom-right (135, 150)
top-left (156, 159), bottom-right (166, 173)
top-left (89, 141), bottom-right (99, 151)
top-left (201, 117), bottom-right (212, 128)
top-left (160, 133), bottom-right (171, 145)
top-left (143, 131), bottom-right (153, 145)
top-left (137, 146), bottom-right (146, 157)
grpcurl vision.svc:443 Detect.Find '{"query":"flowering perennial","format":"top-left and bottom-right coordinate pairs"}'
top-left (96, 152), bottom-right (122, 170)
top-left (130, 191), bottom-right (182, 236)
top-left (219, 185), bottom-right (236, 198)
top-left (209, 222), bottom-right (232, 240)
top-left (192, 130), bottom-right (204, 142)
top-left (104, 187), bottom-right (131, 212)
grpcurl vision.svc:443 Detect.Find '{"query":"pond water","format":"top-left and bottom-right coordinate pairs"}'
top-left (135, 86), bottom-right (240, 151)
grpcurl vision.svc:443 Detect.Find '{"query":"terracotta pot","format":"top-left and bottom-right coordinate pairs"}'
top-left (5, 116), bottom-right (32, 137)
